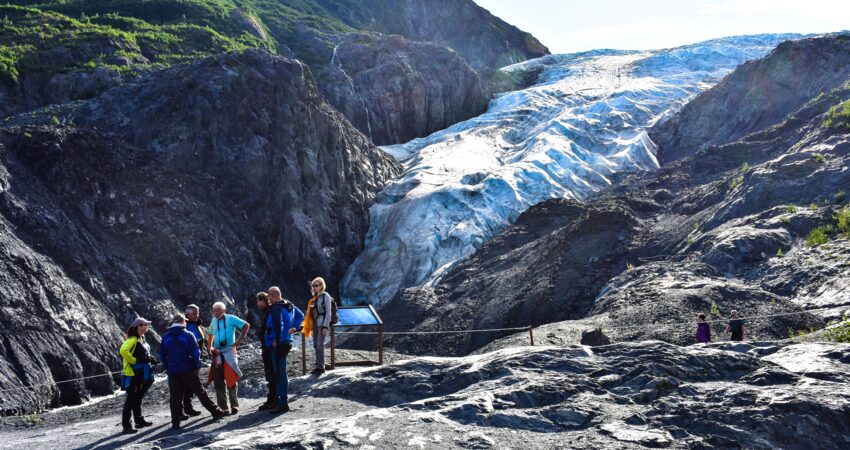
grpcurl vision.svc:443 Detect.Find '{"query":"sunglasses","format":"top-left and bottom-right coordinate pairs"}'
top-left (311, 284), bottom-right (321, 287)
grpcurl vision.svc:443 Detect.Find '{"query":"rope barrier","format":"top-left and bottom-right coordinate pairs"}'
top-left (333, 303), bottom-right (850, 337)
top-left (0, 370), bottom-right (124, 394)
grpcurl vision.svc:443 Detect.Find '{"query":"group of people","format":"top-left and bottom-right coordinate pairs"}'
top-left (118, 277), bottom-right (336, 434)
top-left (695, 309), bottom-right (747, 343)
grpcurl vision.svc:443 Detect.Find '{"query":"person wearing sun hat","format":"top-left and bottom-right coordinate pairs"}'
top-left (119, 317), bottom-right (159, 434)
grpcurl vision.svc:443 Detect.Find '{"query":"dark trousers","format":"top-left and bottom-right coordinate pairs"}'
top-left (121, 373), bottom-right (153, 427)
top-left (274, 343), bottom-right (292, 407)
top-left (262, 347), bottom-right (277, 405)
top-left (181, 340), bottom-right (207, 412)
top-left (168, 372), bottom-right (219, 424)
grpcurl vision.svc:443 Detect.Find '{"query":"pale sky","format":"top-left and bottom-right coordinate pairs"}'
top-left (476, 0), bottom-right (850, 54)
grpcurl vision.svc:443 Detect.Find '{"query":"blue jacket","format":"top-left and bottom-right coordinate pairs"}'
top-left (264, 300), bottom-right (304, 347)
top-left (160, 324), bottom-right (201, 375)
top-left (186, 319), bottom-right (204, 341)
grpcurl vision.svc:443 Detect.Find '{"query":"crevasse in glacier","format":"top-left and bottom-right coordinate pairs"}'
top-left (341, 34), bottom-right (802, 306)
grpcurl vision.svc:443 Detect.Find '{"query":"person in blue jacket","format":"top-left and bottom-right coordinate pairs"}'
top-left (160, 314), bottom-right (227, 430)
top-left (266, 286), bottom-right (304, 414)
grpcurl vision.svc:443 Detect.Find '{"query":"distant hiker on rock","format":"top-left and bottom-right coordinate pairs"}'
top-left (695, 314), bottom-right (711, 343)
top-left (206, 302), bottom-right (250, 415)
top-left (160, 314), bottom-right (227, 430)
top-left (119, 317), bottom-right (158, 434)
top-left (266, 286), bottom-right (304, 414)
top-left (181, 304), bottom-right (207, 417)
top-left (256, 291), bottom-right (277, 411)
top-left (725, 310), bottom-right (746, 341)
top-left (303, 277), bottom-right (336, 375)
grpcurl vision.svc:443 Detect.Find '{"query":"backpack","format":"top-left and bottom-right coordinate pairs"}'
top-left (317, 292), bottom-right (339, 325)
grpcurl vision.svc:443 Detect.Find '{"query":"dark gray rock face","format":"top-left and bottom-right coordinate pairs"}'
top-left (651, 33), bottom-right (850, 164)
top-left (321, 33), bottom-right (489, 145)
top-left (318, 0), bottom-right (550, 75)
top-left (0, 50), bottom-right (399, 413)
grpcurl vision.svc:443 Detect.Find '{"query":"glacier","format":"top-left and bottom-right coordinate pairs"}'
top-left (341, 34), bottom-right (803, 306)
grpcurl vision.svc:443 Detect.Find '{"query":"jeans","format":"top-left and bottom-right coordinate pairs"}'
top-left (274, 342), bottom-right (292, 407)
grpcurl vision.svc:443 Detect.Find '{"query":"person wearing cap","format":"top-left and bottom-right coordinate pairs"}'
top-left (181, 304), bottom-right (207, 417)
top-left (119, 317), bottom-right (159, 434)
top-left (161, 314), bottom-right (227, 430)
top-left (206, 302), bottom-right (250, 415)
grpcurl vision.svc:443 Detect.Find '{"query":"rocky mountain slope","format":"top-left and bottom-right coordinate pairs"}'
top-left (365, 33), bottom-right (850, 356)
top-left (2, 341), bottom-right (848, 449)
top-left (1, 0), bottom-right (547, 144)
top-left (0, 49), bottom-right (399, 414)
top-left (342, 34), bottom-right (799, 307)
top-left (651, 33), bottom-right (850, 164)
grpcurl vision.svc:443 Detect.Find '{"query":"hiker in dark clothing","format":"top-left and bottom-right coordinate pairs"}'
top-left (256, 292), bottom-right (278, 411)
top-left (266, 286), bottom-right (304, 414)
top-left (725, 310), bottom-right (746, 341)
top-left (161, 314), bottom-right (226, 430)
top-left (182, 304), bottom-right (207, 416)
top-left (119, 318), bottom-right (158, 434)
top-left (695, 314), bottom-right (711, 343)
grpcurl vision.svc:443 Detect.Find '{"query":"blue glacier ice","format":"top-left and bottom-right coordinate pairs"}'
top-left (341, 34), bottom-right (803, 306)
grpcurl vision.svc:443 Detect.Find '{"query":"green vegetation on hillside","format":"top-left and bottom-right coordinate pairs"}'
top-left (822, 98), bottom-right (850, 131)
top-left (0, 3), bottom-right (271, 82)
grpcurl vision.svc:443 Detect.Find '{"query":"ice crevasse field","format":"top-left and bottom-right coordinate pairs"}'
top-left (341, 34), bottom-right (802, 306)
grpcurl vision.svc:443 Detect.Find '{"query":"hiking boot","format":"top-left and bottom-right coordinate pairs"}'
top-left (171, 422), bottom-right (181, 430)
top-left (184, 408), bottom-right (202, 417)
top-left (269, 404), bottom-right (290, 414)
top-left (135, 418), bottom-right (153, 428)
top-left (175, 414), bottom-right (189, 421)
top-left (257, 402), bottom-right (275, 411)
top-left (211, 408), bottom-right (227, 420)
top-left (230, 407), bottom-right (239, 415)
top-left (122, 426), bottom-right (137, 434)
top-left (311, 368), bottom-right (325, 375)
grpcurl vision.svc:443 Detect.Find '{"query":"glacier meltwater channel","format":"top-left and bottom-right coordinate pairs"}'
top-left (341, 34), bottom-right (802, 306)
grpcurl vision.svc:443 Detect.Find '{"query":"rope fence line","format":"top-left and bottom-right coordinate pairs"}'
top-left (334, 302), bottom-right (850, 336)
top-left (1, 303), bottom-right (847, 396)
top-left (0, 370), bottom-right (124, 394)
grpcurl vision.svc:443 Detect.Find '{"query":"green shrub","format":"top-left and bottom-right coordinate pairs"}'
top-left (806, 225), bottom-right (833, 247)
top-left (50, 115), bottom-right (59, 125)
top-left (776, 248), bottom-right (783, 257)
top-left (836, 191), bottom-right (847, 204)
top-left (836, 207), bottom-right (850, 237)
top-left (710, 302), bottom-right (720, 317)
top-left (813, 153), bottom-right (826, 163)
top-left (822, 99), bottom-right (850, 131)
top-left (824, 314), bottom-right (850, 343)
top-left (729, 176), bottom-right (743, 190)
top-left (809, 203), bottom-right (818, 211)
top-left (785, 205), bottom-right (798, 214)
top-left (742, 162), bottom-right (750, 173)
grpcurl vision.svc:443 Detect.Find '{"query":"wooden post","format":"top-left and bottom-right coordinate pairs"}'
top-left (528, 326), bottom-right (535, 346)
top-left (301, 332), bottom-right (307, 375)
top-left (378, 324), bottom-right (384, 365)
top-left (330, 325), bottom-right (335, 370)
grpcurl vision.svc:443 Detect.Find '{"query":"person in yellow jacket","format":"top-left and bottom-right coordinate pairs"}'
top-left (120, 317), bottom-right (159, 434)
